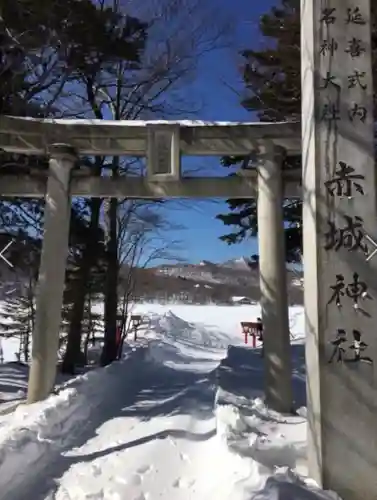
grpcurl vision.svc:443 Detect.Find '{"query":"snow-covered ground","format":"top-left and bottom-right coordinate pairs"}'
top-left (0, 303), bottom-right (340, 500)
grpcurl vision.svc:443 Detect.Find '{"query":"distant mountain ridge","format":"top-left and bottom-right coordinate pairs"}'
top-left (143, 257), bottom-right (303, 304)
top-left (0, 255), bottom-right (303, 305)
top-left (221, 257), bottom-right (252, 270)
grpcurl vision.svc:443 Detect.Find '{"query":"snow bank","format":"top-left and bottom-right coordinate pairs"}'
top-left (143, 310), bottom-right (231, 371)
top-left (251, 472), bottom-right (342, 500)
top-left (0, 346), bottom-right (147, 497)
top-left (215, 347), bottom-right (342, 500)
top-left (0, 337), bottom-right (20, 363)
top-left (148, 310), bottom-right (231, 349)
top-left (0, 362), bottom-right (28, 402)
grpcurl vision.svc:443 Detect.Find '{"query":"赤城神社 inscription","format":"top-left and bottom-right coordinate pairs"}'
top-left (301, 1), bottom-right (377, 498)
top-left (327, 272), bottom-right (370, 309)
top-left (329, 328), bottom-right (373, 364)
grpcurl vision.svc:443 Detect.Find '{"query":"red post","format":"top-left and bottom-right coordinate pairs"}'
top-left (244, 330), bottom-right (248, 344)
top-left (251, 332), bottom-right (256, 348)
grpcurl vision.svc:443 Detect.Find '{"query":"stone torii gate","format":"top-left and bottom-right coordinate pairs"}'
top-left (0, 116), bottom-right (301, 412)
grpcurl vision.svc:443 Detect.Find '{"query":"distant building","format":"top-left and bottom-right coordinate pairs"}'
top-left (231, 296), bottom-right (254, 305)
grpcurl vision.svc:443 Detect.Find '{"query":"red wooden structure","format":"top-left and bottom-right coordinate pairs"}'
top-left (240, 321), bottom-right (262, 347)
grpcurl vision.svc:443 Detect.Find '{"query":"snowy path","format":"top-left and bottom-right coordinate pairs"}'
top-left (5, 349), bottom-right (244, 500)
top-left (0, 306), bottom-right (339, 500)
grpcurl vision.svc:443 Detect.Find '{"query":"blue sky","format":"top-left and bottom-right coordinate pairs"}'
top-left (153, 0), bottom-right (277, 266)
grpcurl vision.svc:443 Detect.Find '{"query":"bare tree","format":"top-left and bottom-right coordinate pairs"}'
top-left (116, 210), bottom-right (183, 357)
top-left (56, 0), bottom-right (233, 371)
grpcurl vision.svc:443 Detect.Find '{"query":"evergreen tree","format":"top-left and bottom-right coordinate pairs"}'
top-left (217, 0), bottom-right (377, 262)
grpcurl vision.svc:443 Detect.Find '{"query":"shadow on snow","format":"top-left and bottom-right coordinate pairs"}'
top-left (5, 341), bottom-right (307, 499)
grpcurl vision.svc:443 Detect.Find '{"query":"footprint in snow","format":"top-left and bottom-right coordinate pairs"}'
top-left (133, 493), bottom-right (150, 500)
top-left (114, 476), bottom-right (128, 485)
top-left (168, 437), bottom-right (177, 447)
top-left (179, 452), bottom-right (190, 463)
top-left (126, 473), bottom-right (143, 486)
top-left (173, 477), bottom-right (195, 489)
top-left (91, 463), bottom-right (102, 477)
top-left (137, 464), bottom-right (153, 475)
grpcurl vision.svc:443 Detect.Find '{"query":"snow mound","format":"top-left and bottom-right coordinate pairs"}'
top-left (144, 310), bottom-right (232, 371)
top-left (0, 346), bottom-right (147, 498)
top-left (214, 347), bottom-right (341, 500)
top-left (0, 362), bottom-right (28, 404)
top-left (214, 397), bottom-right (340, 499)
top-left (252, 472), bottom-right (342, 500)
top-left (0, 336), bottom-right (20, 363)
top-left (148, 310), bottom-right (231, 350)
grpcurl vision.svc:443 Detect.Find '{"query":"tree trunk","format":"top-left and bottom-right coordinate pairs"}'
top-left (26, 281), bottom-right (34, 363)
top-left (100, 197), bottom-right (119, 366)
top-left (61, 198), bottom-right (102, 374)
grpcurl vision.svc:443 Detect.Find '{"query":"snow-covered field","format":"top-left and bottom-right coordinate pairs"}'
top-left (0, 303), bottom-right (340, 500)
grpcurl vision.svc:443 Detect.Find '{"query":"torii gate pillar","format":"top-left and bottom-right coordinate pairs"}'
top-left (257, 143), bottom-right (293, 413)
top-left (27, 145), bottom-right (76, 403)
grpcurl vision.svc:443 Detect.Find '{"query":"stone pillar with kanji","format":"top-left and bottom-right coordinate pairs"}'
top-left (301, 1), bottom-right (377, 498)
